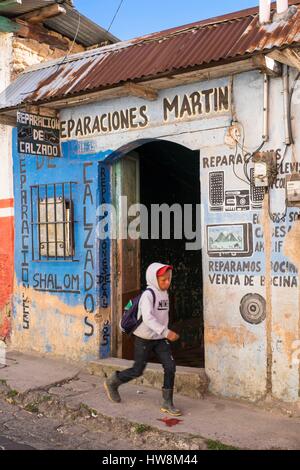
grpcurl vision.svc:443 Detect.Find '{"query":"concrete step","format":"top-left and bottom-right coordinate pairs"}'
top-left (88, 358), bottom-right (209, 399)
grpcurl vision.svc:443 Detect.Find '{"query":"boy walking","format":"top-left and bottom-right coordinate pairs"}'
top-left (104, 262), bottom-right (181, 416)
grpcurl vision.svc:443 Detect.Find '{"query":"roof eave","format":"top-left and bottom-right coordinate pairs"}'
top-left (0, 54), bottom-right (275, 118)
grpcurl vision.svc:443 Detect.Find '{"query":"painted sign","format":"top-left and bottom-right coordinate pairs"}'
top-left (97, 164), bottom-right (111, 309)
top-left (60, 82), bottom-right (230, 140)
top-left (207, 223), bottom-right (253, 258)
top-left (17, 112), bottom-right (60, 157)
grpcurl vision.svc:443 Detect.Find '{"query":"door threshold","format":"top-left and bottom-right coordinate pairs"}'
top-left (88, 357), bottom-right (209, 399)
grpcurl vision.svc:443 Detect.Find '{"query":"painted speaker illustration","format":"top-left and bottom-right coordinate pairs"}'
top-left (240, 293), bottom-right (266, 325)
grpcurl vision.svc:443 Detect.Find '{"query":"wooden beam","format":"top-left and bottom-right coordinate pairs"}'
top-left (24, 105), bottom-right (58, 118)
top-left (0, 16), bottom-right (69, 50)
top-left (0, 114), bottom-right (17, 126)
top-left (252, 54), bottom-right (282, 77)
top-left (18, 58), bottom-right (256, 110)
top-left (123, 82), bottom-right (158, 101)
top-left (16, 19), bottom-right (69, 51)
top-left (18, 4), bottom-right (67, 24)
top-left (0, 57), bottom-right (262, 113)
top-left (267, 49), bottom-right (300, 71)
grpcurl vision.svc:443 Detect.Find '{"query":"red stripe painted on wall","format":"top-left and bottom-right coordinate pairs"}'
top-left (0, 198), bottom-right (14, 209)
top-left (0, 216), bottom-right (14, 340)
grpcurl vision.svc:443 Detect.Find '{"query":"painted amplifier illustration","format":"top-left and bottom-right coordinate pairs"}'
top-left (207, 222), bottom-right (253, 258)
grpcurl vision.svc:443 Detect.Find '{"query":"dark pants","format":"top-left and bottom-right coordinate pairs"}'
top-left (117, 336), bottom-right (176, 389)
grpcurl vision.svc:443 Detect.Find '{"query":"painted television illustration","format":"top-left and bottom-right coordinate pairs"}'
top-left (207, 223), bottom-right (253, 258)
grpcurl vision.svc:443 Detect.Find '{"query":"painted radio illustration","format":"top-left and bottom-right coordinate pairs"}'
top-left (207, 223), bottom-right (253, 258)
top-left (208, 170), bottom-right (265, 212)
top-left (225, 189), bottom-right (250, 211)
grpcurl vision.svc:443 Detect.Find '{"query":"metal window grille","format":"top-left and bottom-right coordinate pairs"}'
top-left (30, 182), bottom-right (78, 261)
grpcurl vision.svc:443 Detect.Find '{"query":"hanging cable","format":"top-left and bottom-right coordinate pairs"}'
top-left (20, 8), bottom-right (82, 98)
top-left (267, 72), bottom-right (300, 222)
top-left (53, 8), bottom-right (81, 67)
top-left (288, 71), bottom-right (300, 145)
top-left (242, 140), bottom-right (265, 184)
top-left (107, 0), bottom-right (125, 33)
top-left (232, 142), bottom-right (250, 185)
top-left (267, 144), bottom-right (290, 223)
top-left (231, 121), bottom-right (265, 185)
top-left (268, 189), bottom-right (287, 224)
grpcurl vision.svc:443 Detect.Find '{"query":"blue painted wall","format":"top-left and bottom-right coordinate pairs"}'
top-left (12, 129), bottom-right (112, 361)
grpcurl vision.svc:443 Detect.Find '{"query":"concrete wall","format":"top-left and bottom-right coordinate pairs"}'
top-left (200, 70), bottom-right (300, 402)
top-left (11, 70), bottom-right (300, 402)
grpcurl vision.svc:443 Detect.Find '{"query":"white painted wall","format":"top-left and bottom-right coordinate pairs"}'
top-left (58, 69), bottom-right (300, 403)
top-left (0, 33), bottom-right (13, 204)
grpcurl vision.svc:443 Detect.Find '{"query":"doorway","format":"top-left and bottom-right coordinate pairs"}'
top-left (117, 140), bottom-right (204, 368)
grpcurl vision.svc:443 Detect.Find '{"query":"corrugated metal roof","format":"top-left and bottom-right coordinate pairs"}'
top-left (2, 2), bottom-right (300, 110)
top-left (0, 0), bottom-right (118, 46)
top-left (45, 4), bottom-right (118, 47)
top-left (0, 0), bottom-right (54, 16)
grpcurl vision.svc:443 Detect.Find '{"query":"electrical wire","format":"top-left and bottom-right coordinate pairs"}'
top-left (271, 71), bottom-right (300, 171)
top-left (277, 143), bottom-right (289, 176)
top-left (231, 122), bottom-right (287, 222)
top-left (233, 120), bottom-right (265, 154)
top-left (267, 71), bottom-right (300, 222)
top-left (232, 121), bottom-right (265, 185)
top-left (266, 144), bottom-right (290, 223)
top-left (242, 140), bottom-right (265, 184)
top-left (288, 71), bottom-right (300, 145)
top-left (268, 189), bottom-right (287, 224)
top-left (20, 8), bottom-right (82, 98)
top-left (243, 152), bottom-right (252, 183)
top-left (107, 0), bottom-right (125, 33)
top-left (232, 142), bottom-right (250, 185)
top-left (62, 9), bottom-right (81, 60)
top-left (238, 121), bottom-right (265, 183)
top-left (22, 0), bottom-right (125, 100)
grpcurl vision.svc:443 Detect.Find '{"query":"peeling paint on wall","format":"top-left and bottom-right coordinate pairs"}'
top-left (9, 71), bottom-right (300, 403)
top-left (12, 131), bottom-right (112, 362)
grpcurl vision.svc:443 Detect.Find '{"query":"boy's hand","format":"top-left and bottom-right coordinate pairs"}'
top-left (167, 330), bottom-right (180, 342)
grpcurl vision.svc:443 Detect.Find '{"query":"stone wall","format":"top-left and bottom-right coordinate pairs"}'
top-left (12, 31), bottom-right (85, 78)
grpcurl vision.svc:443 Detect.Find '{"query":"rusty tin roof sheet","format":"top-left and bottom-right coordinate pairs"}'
top-left (2, 1), bottom-right (300, 110)
top-left (0, 0), bottom-right (118, 46)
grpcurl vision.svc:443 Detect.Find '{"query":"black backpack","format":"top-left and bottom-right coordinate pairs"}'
top-left (119, 288), bottom-right (156, 335)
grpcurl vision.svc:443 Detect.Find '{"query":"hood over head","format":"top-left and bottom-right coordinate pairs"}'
top-left (146, 263), bottom-right (173, 291)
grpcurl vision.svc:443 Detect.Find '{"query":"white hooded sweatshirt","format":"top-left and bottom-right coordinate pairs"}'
top-left (134, 263), bottom-right (171, 340)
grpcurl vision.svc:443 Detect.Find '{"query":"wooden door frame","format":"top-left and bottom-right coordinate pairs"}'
top-left (111, 152), bottom-right (140, 359)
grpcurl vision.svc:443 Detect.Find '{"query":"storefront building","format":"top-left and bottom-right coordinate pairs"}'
top-left (1, 2), bottom-right (300, 402)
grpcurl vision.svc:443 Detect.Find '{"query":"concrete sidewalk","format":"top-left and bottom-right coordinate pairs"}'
top-left (1, 350), bottom-right (300, 450)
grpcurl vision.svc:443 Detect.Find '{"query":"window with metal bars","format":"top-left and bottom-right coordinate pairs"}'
top-left (30, 182), bottom-right (78, 261)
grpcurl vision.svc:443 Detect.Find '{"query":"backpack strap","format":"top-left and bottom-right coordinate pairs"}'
top-left (136, 288), bottom-right (156, 327)
top-left (138, 287), bottom-right (156, 325)
top-left (146, 288), bottom-right (156, 307)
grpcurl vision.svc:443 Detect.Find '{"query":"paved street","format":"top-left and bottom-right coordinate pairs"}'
top-left (0, 397), bottom-right (139, 450)
top-left (1, 351), bottom-right (300, 450)
top-left (0, 435), bottom-right (35, 450)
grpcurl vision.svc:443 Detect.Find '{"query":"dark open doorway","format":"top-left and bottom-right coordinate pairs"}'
top-left (138, 140), bottom-right (204, 368)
